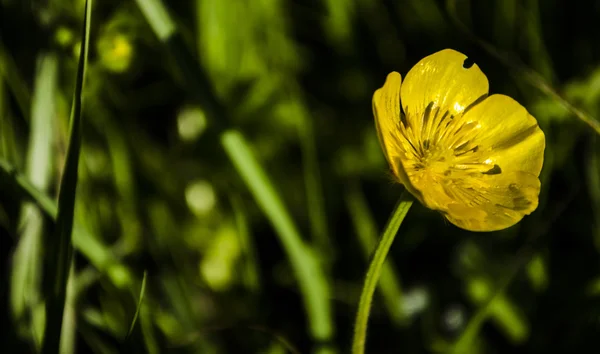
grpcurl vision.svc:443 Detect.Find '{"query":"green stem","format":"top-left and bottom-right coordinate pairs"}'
top-left (346, 182), bottom-right (406, 327)
top-left (352, 191), bottom-right (414, 354)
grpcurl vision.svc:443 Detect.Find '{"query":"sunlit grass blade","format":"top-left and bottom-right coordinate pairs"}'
top-left (446, 0), bottom-right (600, 136)
top-left (222, 131), bottom-right (334, 350)
top-left (134, 0), bottom-right (336, 350)
top-left (0, 28), bottom-right (123, 293)
top-left (0, 157), bottom-right (134, 287)
top-left (41, 1), bottom-right (92, 353)
top-left (352, 191), bottom-right (413, 354)
top-left (10, 54), bottom-right (57, 342)
top-left (59, 264), bottom-right (77, 354)
top-left (346, 182), bottom-right (405, 327)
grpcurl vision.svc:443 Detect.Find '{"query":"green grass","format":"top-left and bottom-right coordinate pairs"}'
top-left (41, 1), bottom-right (92, 353)
top-left (10, 54), bottom-right (57, 348)
top-left (134, 0), bottom-right (335, 350)
top-left (1, 0), bottom-right (600, 353)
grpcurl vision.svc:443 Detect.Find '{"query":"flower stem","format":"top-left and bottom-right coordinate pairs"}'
top-left (352, 191), bottom-right (414, 354)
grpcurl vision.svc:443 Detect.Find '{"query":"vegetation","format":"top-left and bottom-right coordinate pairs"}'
top-left (1, 0), bottom-right (599, 353)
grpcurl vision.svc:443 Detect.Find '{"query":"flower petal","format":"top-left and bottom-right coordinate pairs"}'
top-left (373, 72), bottom-right (402, 167)
top-left (373, 72), bottom-right (424, 199)
top-left (401, 49), bottom-right (489, 138)
top-left (459, 94), bottom-right (545, 176)
top-left (441, 171), bottom-right (541, 232)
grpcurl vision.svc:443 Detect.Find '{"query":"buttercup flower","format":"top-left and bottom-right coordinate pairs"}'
top-left (373, 49), bottom-right (545, 231)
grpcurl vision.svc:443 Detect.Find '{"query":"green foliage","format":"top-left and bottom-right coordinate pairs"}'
top-left (1, 0), bottom-right (599, 353)
top-left (41, 1), bottom-right (91, 352)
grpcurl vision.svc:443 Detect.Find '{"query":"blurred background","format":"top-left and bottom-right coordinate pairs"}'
top-left (1, 0), bottom-right (599, 353)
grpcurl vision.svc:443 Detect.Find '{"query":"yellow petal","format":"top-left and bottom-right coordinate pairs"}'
top-left (372, 72), bottom-right (402, 167)
top-left (460, 94), bottom-right (545, 176)
top-left (372, 72), bottom-right (424, 199)
top-left (441, 171), bottom-right (541, 232)
top-left (401, 49), bottom-right (489, 139)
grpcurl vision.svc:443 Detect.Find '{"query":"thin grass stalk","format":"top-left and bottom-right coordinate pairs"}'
top-left (352, 191), bottom-right (414, 354)
top-left (41, 1), bottom-right (92, 352)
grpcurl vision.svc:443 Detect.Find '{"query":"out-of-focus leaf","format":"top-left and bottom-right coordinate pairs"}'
top-left (10, 54), bottom-right (57, 340)
top-left (230, 194), bottom-right (261, 292)
top-left (135, 0), bottom-right (336, 349)
top-left (526, 253), bottom-right (548, 292)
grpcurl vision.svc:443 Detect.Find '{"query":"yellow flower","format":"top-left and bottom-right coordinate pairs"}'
top-left (373, 49), bottom-right (545, 232)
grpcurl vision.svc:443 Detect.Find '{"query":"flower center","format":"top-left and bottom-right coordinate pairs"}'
top-left (421, 145), bottom-right (453, 176)
top-left (398, 102), bottom-right (495, 182)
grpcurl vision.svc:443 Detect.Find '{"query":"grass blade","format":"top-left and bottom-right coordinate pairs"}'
top-left (41, 1), bottom-right (92, 352)
top-left (59, 264), bottom-right (77, 354)
top-left (121, 272), bottom-right (154, 353)
top-left (0, 157), bottom-right (130, 278)
top-left (10, 54), bottom-right (57, 339)
top-left (126, 271), bottom-right (148, 339)
top-left (345, 182), bottom-right (406, 327)
top-left (0, 159), bottom-right (58, 218)
top-left (134, 0), bottom-right (336, 350)
top-left (222, 131), bottom-right (334, 350)
top-left (352, 191), bottom-right (413, 354)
